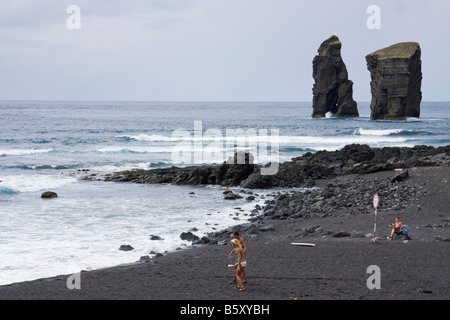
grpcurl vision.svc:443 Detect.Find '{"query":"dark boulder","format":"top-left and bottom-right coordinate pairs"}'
top-left (41, 191), bottom-right (58, 199)
top-left (119, 244), bottom-right (134, 251)
top-left (332, 231), bottom-right (351, 238)
top-left (218, 151), bottom-right (257, 186)
top-left (224, 192), bottom-right (237, 200)
top-left (180, 231), bottom-right (200, 242)
top-left (139, 255), bottom-right (151, 263)
top-left (391, 170), bottom-right (409, 183)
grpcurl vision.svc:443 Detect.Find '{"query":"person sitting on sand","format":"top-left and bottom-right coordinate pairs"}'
top-left (228, 231), bottom-right (247, 285)
top-left (388, 217), bottom-right (408, 240)
top-left (230, 239), bottom-right (246, 291)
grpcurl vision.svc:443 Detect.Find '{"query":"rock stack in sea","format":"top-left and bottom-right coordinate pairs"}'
top-left (312, 35), bottom-right (359, 118)
top-left (366, 42), bottom-right (422, 120)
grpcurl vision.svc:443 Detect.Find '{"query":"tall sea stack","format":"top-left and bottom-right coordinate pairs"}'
top-left (366, 42), bottom-right (422, 120)
top-left (312, 35), bottom-right (359, 118)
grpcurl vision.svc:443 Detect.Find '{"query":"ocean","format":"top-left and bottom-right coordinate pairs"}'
top-left (1, 101), bottom-right (449, 285)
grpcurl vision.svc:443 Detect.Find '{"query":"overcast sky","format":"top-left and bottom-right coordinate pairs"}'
top-left (1, 0), bottom-right (449, 101)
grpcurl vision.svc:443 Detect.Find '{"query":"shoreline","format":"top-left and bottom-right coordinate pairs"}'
top-left (94, 144), bottom-right (450, 189)
top-left (0, 145), bottom-right (449, 300)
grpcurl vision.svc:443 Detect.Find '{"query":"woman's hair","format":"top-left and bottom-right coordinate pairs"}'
top-left (231, 239), bottom-right (241, 248)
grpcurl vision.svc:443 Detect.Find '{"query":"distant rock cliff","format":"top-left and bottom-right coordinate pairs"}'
top-left (366, 42), bottom-right (422, 120)
top-left (312, 35), bottom-right (359, 118)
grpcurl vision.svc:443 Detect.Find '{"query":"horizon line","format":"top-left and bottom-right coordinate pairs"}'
top-left (1, 99), bottom-right (449, 104)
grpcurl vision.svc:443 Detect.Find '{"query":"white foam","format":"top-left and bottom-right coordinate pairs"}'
top-left (118, 130), bottom-right (284, 143)
top-left (90, 162), bottom-right (170, 172)
top-left (0, 148), bottom-right (53, 156)
top-left (0, 182), bottom-right (269, 285)
top-left (107, 132), bottom-right (412, 159)
top-left (117, 134), bottom-right (177, 142)
top-left (116, 131), bottom-right (407, 146)
top-left (0, 173), bottom-right (77, 193)
top-left (354, 128), bottom-right (405, 136)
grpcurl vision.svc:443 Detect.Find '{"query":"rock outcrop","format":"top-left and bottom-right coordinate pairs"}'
top-left (104, 151), bottom-right (257, 187)
top-left (366, 42), bottom-right (422, 120)
top-left (99, 145), bottom-right (450, 189)
top-left (312, 35), bottom-right (359, 118)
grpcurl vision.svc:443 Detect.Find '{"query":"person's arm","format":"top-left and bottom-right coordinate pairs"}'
top-left (228, 248), bottom-right (236, 258)
top-left (241, 238), bottom-right (247, 253)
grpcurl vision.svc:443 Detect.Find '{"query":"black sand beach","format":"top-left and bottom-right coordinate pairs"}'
top-left (0, 161), bottom-right (449, 301)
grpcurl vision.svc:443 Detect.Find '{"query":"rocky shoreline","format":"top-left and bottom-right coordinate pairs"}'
top-left (88, 144), bottom-right (450, 190)
top-left (206, 166), bottom-right (450, 246)
top-left (1, 157), bottom-right (449, 300)
top-left (85, 144), bottom-right (450, 247)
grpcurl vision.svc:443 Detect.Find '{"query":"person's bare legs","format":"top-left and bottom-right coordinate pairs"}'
top-left (241, 267), bottom-right (247, 283)
top-left (230, 265), bottom-right (237, 284)
top-left (235, 265), bottom-right (244, 291)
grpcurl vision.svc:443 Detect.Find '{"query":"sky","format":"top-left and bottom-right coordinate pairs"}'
top-left (1, 0), bottom-right (450, 102)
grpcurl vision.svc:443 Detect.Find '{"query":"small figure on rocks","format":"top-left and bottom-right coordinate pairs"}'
top-left (223, 187), bottom-right (232, 194)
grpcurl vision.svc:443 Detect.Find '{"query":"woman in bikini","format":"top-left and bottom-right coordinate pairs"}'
top-left (230, 239), bottom-right (246, 291)
top-left (228, 231), bottom-right (247, 285)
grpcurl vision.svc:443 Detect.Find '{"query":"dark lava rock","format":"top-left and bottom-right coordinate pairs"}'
top-left (119, 244), bottom-right (134, 251)
top-left (312, 35), bottom-right (359, 118)
top-left (366, 42), bottom-right (422, 120)
top-left (41, 191), bottom-right (58, 199)
top-left (332, 231), bottom-right (351, 238)
top-left (180, 231), bottom-right (200, 242)
top-left (391, 169), bottom-right (409, 183)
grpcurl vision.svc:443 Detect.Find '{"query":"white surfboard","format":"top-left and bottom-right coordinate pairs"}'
top-left (291, 243), bottom-right (316, 247)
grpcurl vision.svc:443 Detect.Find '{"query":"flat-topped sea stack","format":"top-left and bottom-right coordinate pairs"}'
top-left (366, 42), bottom-right (422, 120)
top-left (312, 35), bottom-right (359, 118)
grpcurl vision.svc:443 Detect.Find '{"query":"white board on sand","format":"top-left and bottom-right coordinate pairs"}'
top-left (291, 243), bottom-right (316, 247)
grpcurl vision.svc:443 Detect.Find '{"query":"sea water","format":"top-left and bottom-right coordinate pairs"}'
top-left (1, 101), bottom-right (449, 285)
